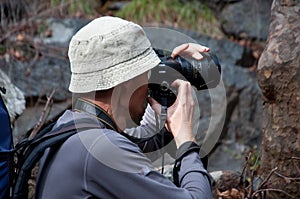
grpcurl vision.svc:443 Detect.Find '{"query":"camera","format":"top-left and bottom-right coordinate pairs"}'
top-left (148, 49), bottom-right (221, 107)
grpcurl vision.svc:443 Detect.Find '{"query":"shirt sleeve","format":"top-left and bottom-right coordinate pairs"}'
top-left (84, 130), bottom-right (212, 199)
top-left (124, 104), bottom-right (158, 138)
top-left (124, 104), bottom-right (177, 161)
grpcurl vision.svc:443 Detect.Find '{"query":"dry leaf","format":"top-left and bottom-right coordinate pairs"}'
top-left (263, 69), bottom-right (272, 79)
top-left (14, 50), bottom-right (22, 58)
top-left (17, 34), bottom-right (25, 41)
top-left (44, 29), bottom-right (52, 37)
top-left (217, 188), bottom-right (244, 199)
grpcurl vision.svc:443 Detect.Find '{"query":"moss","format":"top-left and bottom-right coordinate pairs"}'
top-left (50, 0), bottom-right (95, 16)
top-left (115, 0), bottom-right (224, 38)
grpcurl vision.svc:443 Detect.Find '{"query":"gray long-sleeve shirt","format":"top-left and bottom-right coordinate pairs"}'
top-left (36, 110), bottom-right (212, 199)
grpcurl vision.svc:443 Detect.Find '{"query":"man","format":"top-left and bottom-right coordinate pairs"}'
top-left (36, 16), bottom-right (212, 199)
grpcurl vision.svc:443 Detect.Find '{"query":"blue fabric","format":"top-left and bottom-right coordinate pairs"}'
top-left (0, 95), bottom-right (13, 199)
top-left (0, 163), bottom-right (8, 199)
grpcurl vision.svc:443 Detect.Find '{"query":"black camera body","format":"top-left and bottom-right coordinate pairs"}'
top-left (148, 49), bottom-right (221, 107)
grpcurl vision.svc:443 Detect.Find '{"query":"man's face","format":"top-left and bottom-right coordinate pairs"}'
top-left (128, 72), bottom-right (149, 125)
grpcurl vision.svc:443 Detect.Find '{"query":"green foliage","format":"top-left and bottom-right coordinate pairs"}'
top-left (50, 0), bottom-right (94, 16)
top-left (37, 23), bottom-right (47, 36)
top-left (248, 150), bottom-right (260, 171)
top-left (115, 0), bottom-right (223, 38)
top-left (0, 45), bottom-right (6, 55)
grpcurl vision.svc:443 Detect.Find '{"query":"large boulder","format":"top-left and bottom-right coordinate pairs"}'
top-left (1, 18), bottom-right (89, 101)
top-left (219, 0), bottom-right (273, 40)
top-left (0, 69), bottom-right (25, 122)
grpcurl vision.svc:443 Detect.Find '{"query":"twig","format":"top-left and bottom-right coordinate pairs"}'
top-left (257, 167), bottom-right (278, 190)
top-left (291, 157), bottom-right (300, 173)
top-left (292, 160), bottom-right (300, 174)
top-left (247, 153), bottom-right (260, 198)
top-left (241, 154), bottom-right (250, 183)
top-left (0, 1), bottom-right (71, 43)
top-left (29, 88), bottom-right (56, 139)
top-left (252, 188), bottom-right (297, 199)
top-left (291, 157), bottom-right (300, 160)
top-left (25, 44), bottom-right (40, 76)
top-left (274, 171), bottom-right (300, 182)
top-left (24, 35), bottom-right (68, 60)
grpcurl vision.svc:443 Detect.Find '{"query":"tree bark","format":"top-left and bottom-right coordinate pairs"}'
top-left (257, 0), bottom-right (300, 198)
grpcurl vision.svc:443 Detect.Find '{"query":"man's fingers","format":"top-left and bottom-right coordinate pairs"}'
top-left (191, 52), bottom-right (203, 60)
top-left (189, 43), bottom-right (210, 52)
top-left (147, 97), bottom-right (161, 114)
top-left (171, 79), bottom-right (192, 101)
top-left (171, 43), bottom-right (210, 60)
top-left (170, 79), bottom-right (183, 88)
top-left (171, 43), bottom-right (189, 58)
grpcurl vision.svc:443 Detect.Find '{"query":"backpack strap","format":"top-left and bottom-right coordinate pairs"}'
top-left (13, 118), bottom-right (100, 199)
top-left (0, 151), bottom-right (14, 162)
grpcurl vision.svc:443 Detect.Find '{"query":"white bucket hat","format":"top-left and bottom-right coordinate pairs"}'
top-left (68, 16), bottom-right (161, 93)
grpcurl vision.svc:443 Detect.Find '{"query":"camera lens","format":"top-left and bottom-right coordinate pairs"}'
top-left (160, 81), bottom-right (170, 91)
top-left (148, 49), bottom-right (221, 107)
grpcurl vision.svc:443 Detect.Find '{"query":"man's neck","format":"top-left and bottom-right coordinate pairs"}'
top-left (81, 98), bottom-right (125, 132)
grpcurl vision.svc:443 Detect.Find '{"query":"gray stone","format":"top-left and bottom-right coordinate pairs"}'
top-left (1, 58), bottom-right (71, 101)
top-left (0, 69), bottom-right (25, 122)
top-left (13, 99), bottom-right (71, 142)
top-left (182, 31), bottom-right (262, 171)
top-left (39, 18), bottom-right (89, 47)
top-left (220, 0), bottom-right (272, 40)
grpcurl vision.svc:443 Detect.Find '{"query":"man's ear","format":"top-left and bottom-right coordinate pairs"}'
top-left (112, 83), bottom-right (128, 106)
top-left (120, 80), bottom-right (131, 90)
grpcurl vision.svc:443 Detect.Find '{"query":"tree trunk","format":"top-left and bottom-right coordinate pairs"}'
top-left (257, 0), bottom-right (300, 198)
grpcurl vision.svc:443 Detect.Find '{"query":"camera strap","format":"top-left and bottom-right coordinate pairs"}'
top-left (74, 98), bottom-right (119, 132)
top-left (158, 104), bottom-right (168, 174)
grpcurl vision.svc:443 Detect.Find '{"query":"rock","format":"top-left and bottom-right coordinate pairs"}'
top-left (107, 1), bottom-right (130, 11)
top-left (182, 32), bottom-right (262, 170)
top-left (13, 99), bottom-right (72, 142)
top-left (211, 170), bottom-right (246, 199)
top-left (0, 69), bottom-right (25, 122)
top-left (220, 0), bottom-right (273, 40)
top-left (0, 18), bottom-right (89, 138)
top-left (39, 18), bottom-right (89, 47)
top-left (0, 18), bottom-right (90, 101)
top-left (1, 58), bottom-right (71, 101)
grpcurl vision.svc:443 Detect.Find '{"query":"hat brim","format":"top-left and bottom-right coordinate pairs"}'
top-left (69, 48), bottom-right (160, 93)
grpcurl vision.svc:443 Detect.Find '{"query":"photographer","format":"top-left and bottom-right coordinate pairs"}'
top-left (36, 16), bottom-right (212, 199)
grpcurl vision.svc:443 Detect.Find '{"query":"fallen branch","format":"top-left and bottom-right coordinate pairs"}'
top-left (29, 88), bottom-right (56, 139)
top-left (291, 157), bottom-right (300, 160)
top-left (251, 188), bottom-right (297, 199)
top-left (257, 167), bottom-right (278, 190)
top-left (274, 171), bottom-right (300, 182)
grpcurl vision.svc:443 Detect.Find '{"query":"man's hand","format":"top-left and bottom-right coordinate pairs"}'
top-left (171, 43), bottom-right (210, 60)
top-left (165, 79), bottom-right (196, 148)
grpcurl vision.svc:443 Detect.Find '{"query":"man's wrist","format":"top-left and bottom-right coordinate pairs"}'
top-left (175, 141), bottom-right (200, 161)
top-left (174, 136), bottom-right (196, 149)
